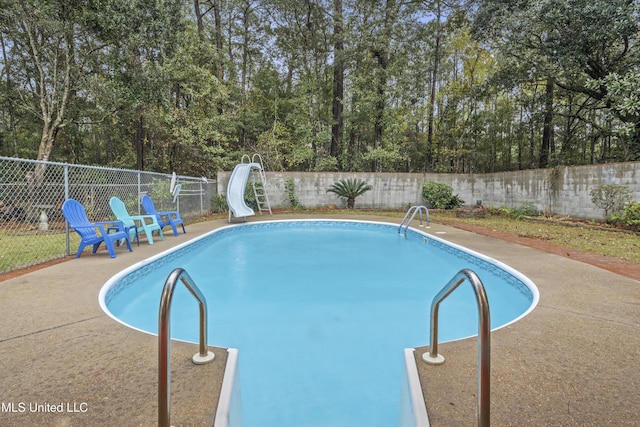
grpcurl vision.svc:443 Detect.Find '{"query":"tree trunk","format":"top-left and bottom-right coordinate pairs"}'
top-left (193, 0), bottom-right (204, 38)
top-left (29, 21), bottom-right (73, 198)
top-left (213, 0), bottom-right (224, 82)
top-left (1, 33), bottom-right (18, 156)
top-left (630, 121), bottom-right (640, 161)
top-left (346, 90), bottom-right (358, 171)
top-left (33, 44), bottom-right (71, 159)
top-left (372, 0), bottom-right (398, 172)
top-left (135, 112), bottom-right (145, 171)
top-left (425, 0), bottom-right (442, 171)
top-left (347, 196), bottom-right (355, 209)
top-left (330, 0), bottom-right (344, 168)
top-left (539, 78), bottom-right (554, 168)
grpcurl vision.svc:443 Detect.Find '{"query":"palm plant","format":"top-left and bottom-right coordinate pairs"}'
top-left (327, 178), bottom-right (372, 209)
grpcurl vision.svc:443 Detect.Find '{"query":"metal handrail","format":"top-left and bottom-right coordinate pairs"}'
top-left (398, 205), bottom-right (429, 237)
top-left (422, 269), bottom-right (491, 427)
top-left (158, 268), bottom-right (215, 427)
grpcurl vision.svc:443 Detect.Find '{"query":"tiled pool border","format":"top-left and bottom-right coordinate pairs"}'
top-left (103, 220), bottom-right (537, 309)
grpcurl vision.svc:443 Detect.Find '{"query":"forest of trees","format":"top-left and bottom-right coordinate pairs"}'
top-left (0, 0), bottom-right (638, 177)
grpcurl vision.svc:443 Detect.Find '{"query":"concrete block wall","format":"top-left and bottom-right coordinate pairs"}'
top-left (217, 161), bottom-right (640, 220)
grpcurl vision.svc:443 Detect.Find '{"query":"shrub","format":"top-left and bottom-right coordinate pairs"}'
top-left (490, 202), bottom-right (537, 219)
top-left (421, 181), bottom-right (464, 209)
top-left (327, 178), bottom-right (372, 209)
top-left (283, 177), bottom-right (303, 209)
top-left (212, 194), bottom-right (228, 213)
top-left (244, 182), bottom-right (259, 210)
top-left (616, 200), bottom-right (640, 231)
top-left (589, 184), bottom-right (631, 220)
top-left (510, 201), bottom-right (537, 219)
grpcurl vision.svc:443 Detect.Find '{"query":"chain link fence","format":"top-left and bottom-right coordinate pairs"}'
top-left (0, 156), bottom-right (216, 275)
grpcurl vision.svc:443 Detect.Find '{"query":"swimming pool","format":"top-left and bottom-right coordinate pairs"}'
top-left (101, 220), bottom-right (538, 427)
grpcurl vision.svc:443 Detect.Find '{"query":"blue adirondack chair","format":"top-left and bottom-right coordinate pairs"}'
top-left (109, 196), bottom-right (164, 244)
top-left (61, 199), bottom-right (132, 258)
top-left (141, 194), bottom-right (186, 237)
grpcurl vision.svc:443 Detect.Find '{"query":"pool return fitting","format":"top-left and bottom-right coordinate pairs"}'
top-left (158, 268), bottom-right (215, 427)
top-left (422, 268), bottom-right (491, 427)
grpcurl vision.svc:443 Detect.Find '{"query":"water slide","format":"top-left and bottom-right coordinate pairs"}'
top-left (226, 162), bottom-right (263, 221)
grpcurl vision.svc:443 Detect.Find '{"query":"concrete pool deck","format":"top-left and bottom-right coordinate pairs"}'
top-left (0, 213), bottom-right (638, 426)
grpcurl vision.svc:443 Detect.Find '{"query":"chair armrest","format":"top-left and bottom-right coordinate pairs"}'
top-left (128, 215), bottom-right (159, 225)
top-left (96, 220), bottom-right (126, 233)
top-left (71, 224), bottom-right (99, 233)
top-left (157, 210), bottom-right (180, 219)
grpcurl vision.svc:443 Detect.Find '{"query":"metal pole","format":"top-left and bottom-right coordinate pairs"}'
top-left (158, 273), bottom-right (173, 427)
top-left (137, 171), bottom-right (142, 215)
top-left (158, 268), bottom-right (214, 427)
top-left (474, 273), bottom-right (491, 427)
top-left (64, 165), bottom-right (70, 256)
top-left (422, 269), bottom-right (491, 427)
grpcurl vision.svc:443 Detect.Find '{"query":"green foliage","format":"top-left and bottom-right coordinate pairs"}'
top-left (360, 147), bottom-right (405, 172)
top-left (595, 72), bottom-right (640, 118)
top-left (2, 0), bottom-right (639, 171)
top-left (313, 156), bottom-right (338, 172)
top-left (421, 182), bottom-right (464, 209)
top-left (147, 179), bottom-right (175, 207)
top-left (212, 194), bottom-right (228, 213)
top-left (283, 177), bottom-right (303, 209)
top-left (244, 182), bottom-right (259, 211)
top-left (589, 184), bottom-right (632, 219)
top-left (327, 178), bottom-right (372, 209)
top-left (493, 202), bottom-right (538, 219)
top-left (473, 0), bottom-right (640, 163)
top-left (257, 121), bottom-right (315, 172)
top-left (612, 201), bottom-right (640, 231)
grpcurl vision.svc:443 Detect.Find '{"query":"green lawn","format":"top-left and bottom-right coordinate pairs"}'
top-left (0, 230), bottom-right (79, 273)
top-left (2, 209), bottom-right (639, 275)
top-left (429, 211), bottom-right (640, 264)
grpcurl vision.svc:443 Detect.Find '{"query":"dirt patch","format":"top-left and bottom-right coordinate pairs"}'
top-left (437, 219), bottom-right (640, 282)
top-left (0, 257), bottom-right (72, 282)
top-left (522, 215), bottom-right (640, 235)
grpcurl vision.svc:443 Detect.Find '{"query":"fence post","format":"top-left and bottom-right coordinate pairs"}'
top-left (137, 170), bottom-right (142, 215)
top-left (0, 156), bottom-right (216, 275)
top-left (64, 164), bottom-right (70, 257)
top-left (199, 181), bottom-right (204, 215)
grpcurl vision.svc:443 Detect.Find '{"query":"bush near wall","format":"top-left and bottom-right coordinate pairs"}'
top-left (421, 182), bottom-right (464, 209)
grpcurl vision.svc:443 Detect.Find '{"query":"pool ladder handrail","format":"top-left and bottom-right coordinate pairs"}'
top-left (158, 268), bottom-right (215, 427)
top-left (398, 205), bottom-right (429, 237)
top-left (422, 269), bottom-right (491, 427)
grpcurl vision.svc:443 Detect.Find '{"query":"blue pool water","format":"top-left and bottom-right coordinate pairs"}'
top-left (102, 220), bottom-right (537, 427)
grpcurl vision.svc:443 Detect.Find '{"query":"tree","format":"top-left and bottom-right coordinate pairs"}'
top-left (330, 0), bottom-right (344, 167)
top-left (2, 0), bottom-right (638, 175)
top-left (589, 184), bottom-right (631, 220)
top-left (327, 177), bottom-right (372, 208)
top-left (82, 0), bottom-right (187, 170)
top-left (472, 0), bottom-right (640, 162)
top-left (424, 0), bottom-right (443, 171)
top-left (4, 0), bottom-right (76, 165)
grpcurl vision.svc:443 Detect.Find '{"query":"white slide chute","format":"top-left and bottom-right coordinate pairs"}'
top-left (226, 155), bottom-right (272, 222)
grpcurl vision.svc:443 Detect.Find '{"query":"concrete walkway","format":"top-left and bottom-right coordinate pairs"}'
top-left (0, 219), bottom-right (230, 427)
top-left (0, 213), bottom-right (638, 426)
top-left (414, 221), bottom-right (639, 427)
